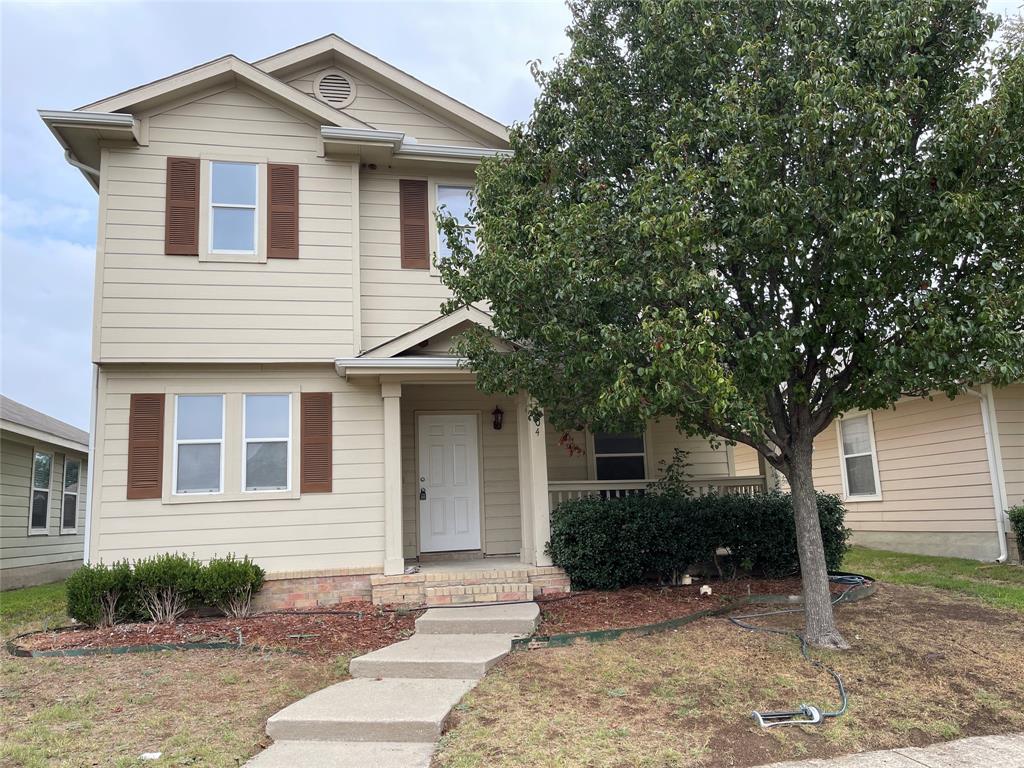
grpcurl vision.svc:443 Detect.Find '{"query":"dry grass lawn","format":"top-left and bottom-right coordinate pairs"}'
top-left (434, 585), bottom-right (1024, 768)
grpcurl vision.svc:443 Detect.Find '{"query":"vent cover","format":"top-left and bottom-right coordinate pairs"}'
top-left (315, 71), bottom-right (356, 108)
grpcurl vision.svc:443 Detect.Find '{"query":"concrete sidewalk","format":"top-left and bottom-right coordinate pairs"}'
top-left (756, 733), bottom-right (1024, 767)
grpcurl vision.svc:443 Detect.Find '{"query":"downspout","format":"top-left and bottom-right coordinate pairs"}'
top-left (83, 364), bottom-right (99, 564)
top-left (965, 387), bottom-right (1009, 562)
top-left (64, 149), bottom-right (100, 179)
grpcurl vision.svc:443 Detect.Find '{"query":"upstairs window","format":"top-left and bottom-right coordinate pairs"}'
top-left (244, 394), bottom-right (291, 492)
top-left (436, 185), bottom-right (475, 261)
top-left (174, 395), bottom-right (224, 494)
top-left (593, 432), bottom-right (646, 480)
top-left (62, 458), bottom-right (81, 533)
top-left (210, 161), bottom-right (258, 254)
top-left (838, 414), bottom-right (881, 499)
top-left (29, 450), bottom-right (52, 534)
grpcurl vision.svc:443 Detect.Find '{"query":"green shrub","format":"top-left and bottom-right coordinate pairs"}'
top-left (200, 554), bottom-right (265, 618)
top-left (132, 553), bottom-right (203, 624)
top-left (65, 561), bottom-right (134, 627)
top-left (546, 491), bottom-right (850, 589)
top-left (1009, 505), bottom-right (1024, 563)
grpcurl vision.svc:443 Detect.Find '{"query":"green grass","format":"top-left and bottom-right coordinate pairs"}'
top-left (843, 546), bottom-right (1024, 611)
top-left (0, 581), bottom-right (69, 639)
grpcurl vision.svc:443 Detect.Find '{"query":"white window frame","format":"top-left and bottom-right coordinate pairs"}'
top-left (172, 394), bottom-right (225, 496)
top-left (28, 449), bottom-right (53, 535)
top-left (589, 429), bottom-right (649, 481)
top-left (431, 181), bottom-right (476, 273)
top-left (209, 160), bottom-right (259, 256)
top-left (242, 393), bottom-right (292, 493)
top-left (836, 412), bottom-right (883, 502)
top-left (60, 457), bottom-right (81, 534)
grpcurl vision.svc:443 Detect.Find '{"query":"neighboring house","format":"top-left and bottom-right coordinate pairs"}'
top-left (735, 384), bottom-right (1023, 563)
top-left (40, 35), bottom-right (766, 608)
top-left (1, 396), bottom-right (89, 589)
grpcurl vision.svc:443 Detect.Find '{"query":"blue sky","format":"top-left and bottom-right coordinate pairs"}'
top-left (0, 1), bottom-right (1016, 431)
top-left (0, 0), bottom-right (572, 429)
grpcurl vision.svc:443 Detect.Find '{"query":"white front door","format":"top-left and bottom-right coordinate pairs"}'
top-left (417, 414), bottom-right (481, 552)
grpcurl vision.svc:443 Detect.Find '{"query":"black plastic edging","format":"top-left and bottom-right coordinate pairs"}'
top-left (514, 581), bottom-right (876, 650)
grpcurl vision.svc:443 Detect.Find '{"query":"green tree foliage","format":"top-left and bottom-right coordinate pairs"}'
top-left (439, 1), bottom-right (1023, 646)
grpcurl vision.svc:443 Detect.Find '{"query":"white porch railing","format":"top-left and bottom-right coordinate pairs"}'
top-left (547, 475), bottom-right (767, 508)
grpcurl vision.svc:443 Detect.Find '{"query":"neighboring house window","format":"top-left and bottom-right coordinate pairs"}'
top-left (243, 394), bottom-right (291, 492)
top-left (838, 414), bottom-right (881, 499)
top-left (210, 161), bottom-right (258, 254)
top-left (62, 458), bottom-right (81, 533)
top-left (593, 432), bottom-right (646, 480)
top-left (29, 450), bottom-right (52, 534)
top-left (436, 185), bottom-right (475, 261)
top-left (174, 395), bottom-right (224, 494)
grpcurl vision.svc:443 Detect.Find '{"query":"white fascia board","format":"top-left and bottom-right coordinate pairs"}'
top-left (334, 357), bottom-right (470, 377)
top-left (38, 110), bottom-right (137, 130)
top-left (1, 421), bottom-right (89, 454)
top-left (320, 126), bottom-right (405, 149)
top-left (394, 142), bottom-right (513, 161)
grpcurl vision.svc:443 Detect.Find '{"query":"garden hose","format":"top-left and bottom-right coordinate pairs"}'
top-left (727, 572), bottom-right (872, 729)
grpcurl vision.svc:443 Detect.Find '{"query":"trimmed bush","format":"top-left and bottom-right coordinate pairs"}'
top-left (132, 553), bottom-right (203, 624)
top-left (66, 560), bottom-right (134, 627)
top-left (200, 554), bottom-right (266, 618)
top-left (547, 491), bottom-right (850, 589)
top-left (1009, 505), bottom-right (1024, 563)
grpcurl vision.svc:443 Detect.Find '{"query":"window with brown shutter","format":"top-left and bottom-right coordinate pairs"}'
top-left (127, 394), bottom-right (165, 499)
top-left (399, 179), bottom-right (429, 269)
top-left (268, 163), bottom-right (299, 259)
top-left (165, 158), bottom-right (200, 255)
top-left (300, 392), bottom-right (332, 493)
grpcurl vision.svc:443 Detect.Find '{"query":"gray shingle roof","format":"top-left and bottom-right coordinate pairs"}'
top-left (0, 395), bottom-right (89, 448)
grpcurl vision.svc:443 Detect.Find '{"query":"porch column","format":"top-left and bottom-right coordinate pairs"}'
top-left (517, 395), bottom-right (552, 566)
top-left (382, 380), bottom-right (404, 575)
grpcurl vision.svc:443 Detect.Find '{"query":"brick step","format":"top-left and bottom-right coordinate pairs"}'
top-left (425, 583), bottom-right (533, 606)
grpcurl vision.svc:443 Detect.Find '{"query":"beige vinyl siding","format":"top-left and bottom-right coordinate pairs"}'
top-left (994, 383), bottom-right (1024, 508)
top-left (400, 385), bottom-right (521, 558)
top-left (544, 420), bottom-right (732, 482)
top-left (733, 443), bottom-right (762, 476)
top-left (813, 395), bottom-right (997, 534)
top-left (90, 364), bottom-right (384, 574)
top-left (359, 170), bottom-right (456, 349)
top-left (1, 433), bottom-right (87, 573)
top-left (288, 67), bottom-right (485, 147)
top-left (98, 86), bottom-right (355, 362)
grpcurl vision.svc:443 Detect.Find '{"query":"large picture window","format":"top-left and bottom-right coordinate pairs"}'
top-left (243, 394), bottom-right (291, 492)
top-left (210, 161), bottom-right (258, 253)
top-left (174, 395), bottom-right (224, 494)
top-left (61, 458), bottom-right (81, 533)
top-left (436, 185), bottom-right (475, 261)
top-left (593, 432), bottom-right (646, 480)
top-left (29, 450), bottom-right (52, 534)
top-left (838, 414), bottom-right (881, 499)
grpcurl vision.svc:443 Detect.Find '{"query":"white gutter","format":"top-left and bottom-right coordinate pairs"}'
top-left (965, 386), bottom-right (1009, 562)
top-left (83, 364), bottom-right (99, 564)
top-left (334, 356), bottom-right (468, 376)
top-left (38, 109), bottom-right (136, 129)
top-left (394, 142), bottom-right (513, 160)
top-left (320, 126), bottom-right (405, 149)
top-left (64, 150), bottom-right (99, 179)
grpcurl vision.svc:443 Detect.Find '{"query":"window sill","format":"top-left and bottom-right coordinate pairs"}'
top-left (59, 529), bottom-right (78, 536)
top-left (199, 251), bottom-right (265, 264)
top-left (27, 529), bottom-right (50, 536)
top-left (162, 488), bottom-right (299, 505)
top-left (842, 494), bottom-right (883, 503)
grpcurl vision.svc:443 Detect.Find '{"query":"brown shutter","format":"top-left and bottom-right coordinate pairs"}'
top-left (127, 394), bottom-right (165, 500)
top-left (399, 179), bottom-right (429, 269)
top-left (268, 163), bottom-right (299, 259)
top-left (301, 392), bottom-right (332, 493)
top-left (164, 157), bottom-right (199, 255)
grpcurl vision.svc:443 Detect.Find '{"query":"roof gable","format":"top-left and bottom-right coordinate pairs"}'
top-left (254, 35), bottom-right (509, 148)
top-left (361, 306), bottom-right (495, 358)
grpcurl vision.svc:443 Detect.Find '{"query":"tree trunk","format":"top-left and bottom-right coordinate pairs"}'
top-left (788, 440), bottom-right (850, 649)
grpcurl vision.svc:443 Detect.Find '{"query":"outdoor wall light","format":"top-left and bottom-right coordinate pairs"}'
top-left (491, 406), bottom-right (504, 430)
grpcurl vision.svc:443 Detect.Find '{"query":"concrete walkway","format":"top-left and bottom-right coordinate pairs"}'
top-left (756, 733), bottom-right (1024, 768)
top-left (246, 602), bottom-right (540, 768)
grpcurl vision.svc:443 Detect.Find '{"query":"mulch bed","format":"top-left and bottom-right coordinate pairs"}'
top-left (536, 578), bottom-right (851, 634)
top-left (15, 601), bottom-right (416, 658)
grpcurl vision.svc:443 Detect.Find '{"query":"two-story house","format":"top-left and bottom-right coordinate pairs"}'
top-left (41, 35), bottom-right (766, 607)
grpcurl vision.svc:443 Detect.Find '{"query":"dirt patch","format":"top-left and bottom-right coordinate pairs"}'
top-left (536, 578), bottom-right (852, 634)
top-left (15, 602), bottom-right (416, 658)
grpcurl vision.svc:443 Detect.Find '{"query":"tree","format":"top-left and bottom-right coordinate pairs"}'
top-left (438, 0), bottom-right (1024, 648)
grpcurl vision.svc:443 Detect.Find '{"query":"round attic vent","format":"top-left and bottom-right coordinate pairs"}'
top-left (315, 71), bottom-right (356, 108)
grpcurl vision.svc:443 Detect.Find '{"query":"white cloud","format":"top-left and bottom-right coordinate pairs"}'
top-left (0, 194), bottom-right (93, 235)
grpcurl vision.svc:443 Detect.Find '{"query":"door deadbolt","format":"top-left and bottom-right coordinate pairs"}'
top-left (419, 488), bottom-right (427, 500)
